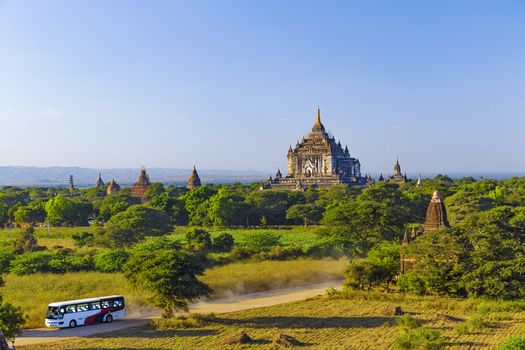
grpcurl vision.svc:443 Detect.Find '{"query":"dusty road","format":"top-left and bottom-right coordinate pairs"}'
top-left (17, 280), bottom-right (342, 347)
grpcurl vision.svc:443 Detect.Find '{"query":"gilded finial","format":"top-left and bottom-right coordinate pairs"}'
top-left (316, 106), bottom-right (321, 124)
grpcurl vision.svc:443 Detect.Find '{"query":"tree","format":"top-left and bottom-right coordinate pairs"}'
top-left (212, 232), bottom-right (234, 252)
top-left (0, 261), bottom-right (25, 339)
top-left (246, 190), bottom-right (289, 225)
top-left (184, 228), bottom-right (212, 251)
top-left (100, 205), bottom-right (171, 248)
top-left (45, 195), bottom-right (93, 226)
top-left (286, 203), bottom-right (324, 227)
top-left (123, 237), bottom-right (212, 317)
top-left (97, 193), bottom-right (140, 223)
top-left (11, 227), bottom-right (38, 254)
top-left (13, 203), bottom-right (46, 225)
top-left (207, 188), bottom-right (250, 227)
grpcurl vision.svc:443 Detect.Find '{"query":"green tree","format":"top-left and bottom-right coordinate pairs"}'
top-left (207, 188), bottom-right (250, 227)
top-left (45, 195), bottom-right (93, 226)
top-left (212, 232), bottom-right (234, 252)
top-left (100, 205), bottom-right (172, 248)
top-left (13, 203), bottom-right (46, 225)
top-left (124, 237), bottom-right (212, 316)
top-left (11, 227), bottom-right (38, 254)
top-left (286, 203), bottom-right (324, 227)
top-left (184, 228), bottom-right (212, 251)
top-left (246, 190), bottom-right (289, 225)
top-left (97, 193), bottom-right (140, 222)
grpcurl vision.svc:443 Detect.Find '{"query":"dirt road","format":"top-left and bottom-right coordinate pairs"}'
top-left (17, 280), bottom-right (342, 347)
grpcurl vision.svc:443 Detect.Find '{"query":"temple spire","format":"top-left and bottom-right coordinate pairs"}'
top-left (316, 106), bottom-right (321, 124)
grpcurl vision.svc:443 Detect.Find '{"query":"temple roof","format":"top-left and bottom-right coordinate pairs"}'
top-left (134, 167), bottom-right (151, 186)
top-left (95, 173), bottom-right (105, 188)
top-left (394, 157), bottom-right (402, 175)
top-left (107, 179), bottom-right (120, 195)
top-left (311, 107), bottom-right (326, 132)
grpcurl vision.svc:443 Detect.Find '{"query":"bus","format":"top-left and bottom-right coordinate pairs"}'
top-left (45, 295), bottom-right (125, 328)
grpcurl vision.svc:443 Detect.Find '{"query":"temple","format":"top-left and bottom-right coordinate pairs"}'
top-left (422, 190), bottom-right (450, 233)
top-left (95, 173), bottom-right (105, 188)
top-left (107, 179), bottom-right (120, 195)
top-left (265, 108), bottom-right (365, 190)
top-left (400, 190), bottom-right (450, 273)
top-left (187, 166), bottom-right (202, 189)
top-left (388, 157), bottom-right (407, 184)
top-left (131, 167), bottom-right (151, 201)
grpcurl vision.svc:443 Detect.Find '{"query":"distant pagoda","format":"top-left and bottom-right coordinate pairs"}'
top-left (131, 167), bottom-right (151, 202)
top-left (388, 157), bottom-right (406, 184)
top-left (106, 179), bottom-right (120, 195)
top-left (187, 166), bottom-right (202, 190)
top-left (265, 108), bottom-right (365, 190)
top-left (107, 179), bottom-right (120, 195)
top-left (95, 173), bottom-right (105, 188)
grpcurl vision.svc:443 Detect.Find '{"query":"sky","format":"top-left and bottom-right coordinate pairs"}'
top-left (0, 0), bottom-right (524, 175)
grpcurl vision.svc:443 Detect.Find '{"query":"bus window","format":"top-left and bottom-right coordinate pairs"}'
top-left (46, 307), bottom-right (59, 319)
top-left (89, 302), bottom-right (101, 310)
top-left (113, 298), bottom-right (124, 310)
top-left (65, 305), bottom-right (76, 313)
top-left (101, 300), bottom-right (111, 309)
top-left (76, 303), bottom-right (89, 312)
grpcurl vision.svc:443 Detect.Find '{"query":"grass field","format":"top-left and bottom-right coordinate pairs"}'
top-left (21, 292), bottom-right (525, 349)
top-left (3, 258), bottom-right (347, 329)
top-left (0, 227), bottom-right (94, 249)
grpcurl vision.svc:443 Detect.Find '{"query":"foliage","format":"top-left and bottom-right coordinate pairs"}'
top-left (45, 195), bottom-right (93, 226)
top-left (499, 336), bottom-right (525, 350)
top-left (238, 231), bottom-right (281, 251)
top-left (124, 237), bottom-right (212, 315)
top-left (10, 250), bottom-right (93, 275)
top-left (11, 227), bottom-right (39, 254)
top-left (211, 232), bottom-right (234, 252)
top-left (286, 203), bottom-right (324, 227)
top-left (99, 205), bottom-right (171, 247)
top-left (93, 249), bottom-right (130, 272)
top-left (394, 328), bottom-right (446, 350)
top-left (0, 301), bottom-right (25, 339)
top-left (184, 228), bottom-right (212, 251)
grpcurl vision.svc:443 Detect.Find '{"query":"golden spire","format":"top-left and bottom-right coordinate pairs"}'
top-left (316, 106), bottom-right (321, 124)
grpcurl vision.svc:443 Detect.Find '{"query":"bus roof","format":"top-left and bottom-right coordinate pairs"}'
top-left (47, 295), bottom-right (124, 307)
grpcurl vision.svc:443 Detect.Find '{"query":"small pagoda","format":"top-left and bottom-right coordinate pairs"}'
top-left (422, 190), bottom-right (450, 233)
top-left (131, 167), bottom-right (151, 202)
top-left (107, 179), bottom-right (120, 195)
top-left (187, 166), bottom-right (202, 190)
top-left (95, 173), bottom-right (105, 188)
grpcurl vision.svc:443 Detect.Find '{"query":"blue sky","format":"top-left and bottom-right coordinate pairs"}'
top-left (0, 0), bottom-right (524, 174)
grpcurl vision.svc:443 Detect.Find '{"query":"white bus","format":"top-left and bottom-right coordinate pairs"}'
top-left (45, 295), bottom-right (125, 328)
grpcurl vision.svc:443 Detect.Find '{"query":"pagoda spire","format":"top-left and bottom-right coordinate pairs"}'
top-left (316, 106), bottom-right (321, 124)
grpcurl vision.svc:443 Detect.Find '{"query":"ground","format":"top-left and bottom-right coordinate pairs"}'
top-left (19, 292), bottom-right (525, 349)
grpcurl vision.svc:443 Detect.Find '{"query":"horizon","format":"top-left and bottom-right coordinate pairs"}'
top-left (1, 1), bottom-right (524, 173)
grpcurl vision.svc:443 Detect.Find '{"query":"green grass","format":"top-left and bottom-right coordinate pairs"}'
top-left (3, 258), bottom-right (346, 329)
top-left (0, 226), bottom-right (94, 249)
top-left (21, 292), bottom-right (525, 349)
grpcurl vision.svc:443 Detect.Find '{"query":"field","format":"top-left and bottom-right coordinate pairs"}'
top-left (3, 258), bottom-right (347, 328)
top-left (21, 291), bottom-right (525, 349)
top-left (0, 226), bottom-right (94, 249)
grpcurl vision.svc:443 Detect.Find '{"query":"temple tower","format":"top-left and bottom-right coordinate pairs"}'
top-left (95, 173), bottom-right (105, 188)
top-left (107, 179), bottom-right (120, 195)
top-left (389, 157), bottom-right (405, 184)
top-left (131, 167), bottom-right (151, 201)
top-left (422, 190), bottom-right (450, 233)
top-left (187, 166), bottom-right (202, 190)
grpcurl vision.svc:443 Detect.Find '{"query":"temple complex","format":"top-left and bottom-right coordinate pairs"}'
top-left (95, 173), bottom-right (105, 188)
top-left (187, 166), bottom-right (202, 189)
top-left (131, 167), bottom-right (151, 201)
top-left (264, 108), bottom-right (365, 190)
top-left (388, 157), bottom-right (407, 184)
top-left (107, 179), bottom-right (120, 195)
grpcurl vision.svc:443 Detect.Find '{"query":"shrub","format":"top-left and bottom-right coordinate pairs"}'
top-left (10, 251), bottom-right (94, 275)
top-left (72, 231), bottom-right (94, 247)
top-left (500, 336), bottom-right (525, 350)
top-left (212, 232), bottom-right (234, 252)
top-left (396, 314), bottom-right (421, 330)
top-left (397, 272), bottom-right (428, 295)
top-left (94, 249), bottom-right (130, 272)
top-left (0, 248), bottom-right (15, 273)
top-left (394, 328), bottom-right (446, 350)
top-left (185, 228), bottom-right (212, 251)
top-left (11, 227), bottom-right (38, 254)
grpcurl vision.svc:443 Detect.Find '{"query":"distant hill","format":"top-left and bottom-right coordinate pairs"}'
top-left (0, 166), bottom-right (268, 187)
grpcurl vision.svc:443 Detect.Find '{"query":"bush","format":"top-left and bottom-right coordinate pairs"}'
top-left (0, 301), bottom-right (25, 339)
top-left (212, 232), bottom-right (234, 252)
top-left (10, 251), bottom-right (94, 275)
top-left (394, 328), bottom-right (446, 350)
top-left (185, 228), bottom-right (212, 251)
top-left (94, 249), bottom-right (130, 272)
top-left (0, 248), bottom-right (15, 273)
top-left (500, 336), bottom-right (525, 350)
top-left (11, 227), bottom-right (38, 254)
top-left (396, 314), bottom-right (421, 329)
top-left (72, 231), bottom-right (94, 247)
top-left (397, 272), bottom-right (428, 295)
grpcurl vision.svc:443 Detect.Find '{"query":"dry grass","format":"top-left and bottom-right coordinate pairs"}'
top-left (20, 293), bottom-right (525, 349)
top-left (3, 258), bottom-right (346, 329)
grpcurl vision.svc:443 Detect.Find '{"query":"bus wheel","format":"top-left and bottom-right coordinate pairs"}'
top-left (69, 320), bottom-right (77, 328)
top-left (106, 314), bottom-right (113, 323)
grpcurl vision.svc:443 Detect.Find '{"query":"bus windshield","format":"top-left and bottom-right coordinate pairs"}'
top-left (46, 306), bottom-right (61, 319)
